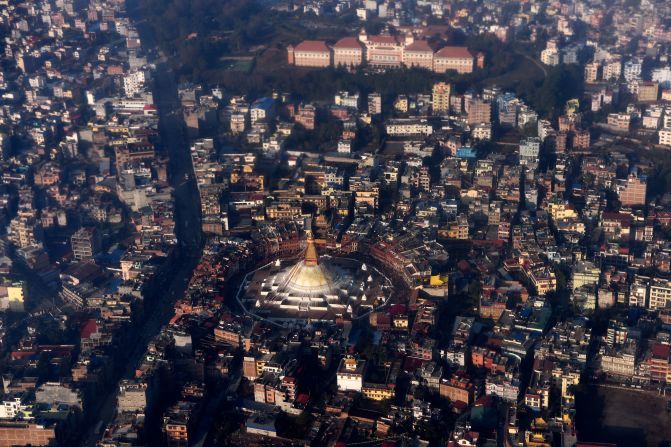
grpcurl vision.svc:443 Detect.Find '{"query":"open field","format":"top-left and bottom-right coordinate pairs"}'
top-left (576, 384), bottom-right (671, 447)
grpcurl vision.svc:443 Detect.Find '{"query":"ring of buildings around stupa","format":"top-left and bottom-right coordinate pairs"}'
top-left (238, 230), bottom-right (393, 325)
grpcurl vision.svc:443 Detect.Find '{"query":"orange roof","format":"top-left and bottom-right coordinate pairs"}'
top-left (435, 46), bottom-right (473, 59)
top-left (368, 35), bottom-right (399, 45)
top-left (294, 40), bottom-right (330, 53)
top-left (333, 37), bottom-right (363, 49)
top-left (404, 39), bottom-right (433, 52)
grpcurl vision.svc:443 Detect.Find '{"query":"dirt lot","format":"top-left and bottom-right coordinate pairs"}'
top-left (576, 384), bottom-right (671, 447)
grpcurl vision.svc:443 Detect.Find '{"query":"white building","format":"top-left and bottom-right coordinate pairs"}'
top-left (659, 128), bottom-right (671, 147)
top-left (337, 139), bottom-right (352, 154)
top-left (386, 119), bottom-right (433, 136)
top-left (123, 70), bottom-right (146, 97)
top-left (250, 97), bottom-right (275, 124)
top-left (623, 58), bottom-right (643, 83)
top-left (519, 137), bottom-right (541, 167)
top-left (336, 357), bottom-right (366, 392)
top-left (540, 48), bottom-right (560, 66)
top-left (0, 393), bottom-right (31, 419)
top-left (335, 91), bottom-right (360, 109)
top-left (472, 123), bottom-right (492, 140)
top-left (652, 67), bottom-right (671, 88)
top-left (649, 278), bottom-right (671, 309)
top-left (537, 120), bottom-right (555, 141)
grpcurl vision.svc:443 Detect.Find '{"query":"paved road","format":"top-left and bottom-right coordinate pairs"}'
top-left (80, 59), bottom-right (203, 447)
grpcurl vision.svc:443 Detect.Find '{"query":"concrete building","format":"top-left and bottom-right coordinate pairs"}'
top-left (367, 93), bottom-right (382, 115)
top-left (432, 82), bottom-right (451, 115)
top-left (70, 227), bottom-right (102, 261)
top-left (117, 380), bottom-right (147, 414)
top-left (385, 119), bottom-right (433, 136)
top-left (617, 174), bottom-right (647, 206)
top-left (573, 129), bottom-right (590, 149)
top-left (519, 137), bottom-right (541, 168)
top-left (336, 356), bottom-right (366, 392)
top-left (433, 46), bottom-right (474, 74)
top-left (288, 40), bottom-right (331, 67)
top-left (607, 113), bottom-right (631, 131)
top-left (123, 69), bottom-right (146, 97)
top-left (333, 37), bottom-right (364, 67)
top-left (402, 39), bottom-right (434, 70)
top-left (585, 62), bottom-right (599, 83)
top-left (637, 81), bottom-right (659, 102)
top-left (7, 210), bottom-right (43, 249)
top-left (361, 34), bottom-right (403, 67)
top-left (467, 98), bottom-right (491, 125)
top-left (649, 278), bottom-right (671, 309)
top-left (659, 128), bottom-right (671, 146)
top-left (0, 279), bottom-right (26, 312)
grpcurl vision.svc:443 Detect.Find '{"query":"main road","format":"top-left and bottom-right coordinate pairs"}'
top-left (80, 48), bottom-right (203, 447)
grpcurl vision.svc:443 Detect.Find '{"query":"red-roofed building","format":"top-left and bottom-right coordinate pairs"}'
top-left (361, 34), bottom-right (403, 67)
top-left (80, 319), bottom-right (99, 340)
top-left (288, 40), bottom-right (332, 67)
top-left (333, 37), bottom-right (364, 67)
top-left (403, 39), bottom-right (434, 69)
top-left (433, 46), bottom-right (475, 74)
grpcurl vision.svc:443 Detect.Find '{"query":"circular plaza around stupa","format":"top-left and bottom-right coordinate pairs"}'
top-left (239, 232), bottom-right (392, 325)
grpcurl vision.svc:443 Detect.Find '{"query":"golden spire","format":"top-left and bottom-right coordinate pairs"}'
top-left (304, 230), bottom-right (319, 266)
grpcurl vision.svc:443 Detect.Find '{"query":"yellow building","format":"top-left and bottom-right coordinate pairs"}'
top-left (6, 281), bottom-right (27, 312)
top-left (432, 82), bottom-right (451, 115)
top-left (362, 384), bottom-right (394, 401)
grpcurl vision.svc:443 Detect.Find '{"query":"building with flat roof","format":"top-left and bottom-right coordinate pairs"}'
top-left (337, 356), bottom-right (367, 392)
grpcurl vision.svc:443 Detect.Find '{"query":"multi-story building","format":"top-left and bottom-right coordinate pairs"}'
top-left (519, 137), bottom-right (541, 168)
top-left (70, 227), bottom-right (102, 261)
top-left (336, 356), bottom-right (366, 392)
top-left (0, 280), bottom-right (26, 312)
top-left (607, 113), bottom-right (631, 131)
top-left (7, 210), bottom-right (43, 249)
top-left (432, 82), bottom-right (451, 115)
top-left (386, 119), bottom-right (433, 136)
top-left (599, 342), bottom-right (636, 378)
top-left (294, 104), bottom-right (316, 130)
top-left (472, 123), bottom-right (492, 140)
top-left (361, 34), bottom-right (403, 67)
top-left (572, 129), bottom-right (590, 149)
top-left (367, 93), bottom-right (382, 115)
top-left (439, 374), bottom-right (474, 405)
top-left (288, 40), bottom-right (331, 67)
top-left (163, 401), bottom-right (197, 447)
top-left (117, 380), bottom-right (147, 414)
top-left (467, 98), bottom-right (491, 125)
top-left (433, 46), bottom-right (474, 74)
top-left (637, 81), bottom-right (659, 102)
top-left (617, 174), bottom-right (646, 206)
top-left (584, 62), bottom-right (600, 83)
top-left (123, 69), bottom-right (146, 97)
top-left (629, 275), bottom-right (650, 307)
top-left (332, 37), bottom-right (364, 67)
top-left (602, 58), bottom-right (622, 81)
top-left (624, 58), bottom-right (642, 82)
top-left (571, 261), bottom-right (600, 291)
top-left (649, 278), bottom-right (671, 309)
top-left (402, 39), bottom-right (434, 70)
top-left (659, 128), bottom-right (671, 146)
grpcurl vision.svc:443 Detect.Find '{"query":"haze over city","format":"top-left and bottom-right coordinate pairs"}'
top-left (0, 0), bottom-right (670, 446)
